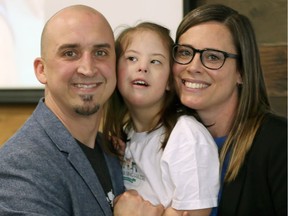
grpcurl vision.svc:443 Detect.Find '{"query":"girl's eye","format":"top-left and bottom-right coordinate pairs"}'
top-left (151, 59), bottom-right (161, 64)
top-left (127, 56), bottom-right (137, 62)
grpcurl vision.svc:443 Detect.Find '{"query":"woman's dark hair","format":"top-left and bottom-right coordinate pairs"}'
top-left (175, 4), bottom-right (271, 181)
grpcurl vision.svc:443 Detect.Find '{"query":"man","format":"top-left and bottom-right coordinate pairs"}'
top-left (0, 4), bottom-right (186, 216)
top-left (0, 5), bottom-right (122, 215)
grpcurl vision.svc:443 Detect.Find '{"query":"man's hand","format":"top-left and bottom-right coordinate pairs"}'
top-left (164, 207), bottom-right (191, 216)
top-left (113, 190), bottom-right (164, 216)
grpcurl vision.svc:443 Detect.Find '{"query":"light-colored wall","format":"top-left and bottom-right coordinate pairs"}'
top-left (0, 0), bottom-right (183, 88)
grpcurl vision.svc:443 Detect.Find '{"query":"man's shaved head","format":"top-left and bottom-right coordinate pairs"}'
top-left (40, 5), bottom-right (114, 58)
top-left (34, 4), bottom-right (116, 119)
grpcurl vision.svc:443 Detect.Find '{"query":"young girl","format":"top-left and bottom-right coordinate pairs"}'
top-left (103, 22), bottom-right (219, 216)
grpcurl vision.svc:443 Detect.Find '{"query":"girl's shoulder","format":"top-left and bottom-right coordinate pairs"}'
top-left (174, 115), bottom-right (212, 138)
top-left (177, 115), bottom-right (202, 126)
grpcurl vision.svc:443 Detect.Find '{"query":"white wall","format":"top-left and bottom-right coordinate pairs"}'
top-left (0, 0), bottom-right (183, 89)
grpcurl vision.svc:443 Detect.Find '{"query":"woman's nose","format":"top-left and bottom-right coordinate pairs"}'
top-left (187, 53), bottom-right (203, 71)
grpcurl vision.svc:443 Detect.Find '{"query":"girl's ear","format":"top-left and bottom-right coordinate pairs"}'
top-left (34, 57), bottom-right (47, 84)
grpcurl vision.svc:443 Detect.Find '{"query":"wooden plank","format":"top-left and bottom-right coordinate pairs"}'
top-left (260, 44), bottom-right (287, 97)
top-left (260, 44), bottom-right (286, 117)
top-left (0, 104), bottom-right (36, 145)
top-left (196, 0), bottom-right (287, 44)
top-left (269, 96), bottom-right (286, 117)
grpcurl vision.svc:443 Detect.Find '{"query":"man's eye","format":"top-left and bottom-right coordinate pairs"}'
top-left (95, 50), bottom-right (107, 56)
top-left (64, 50), bottom-right (77, 57)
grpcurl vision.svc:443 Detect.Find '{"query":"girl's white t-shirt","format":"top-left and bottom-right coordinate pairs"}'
top-left (122, 115), bottom-right (220, 210)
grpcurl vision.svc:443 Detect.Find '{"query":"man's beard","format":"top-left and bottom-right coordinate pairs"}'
top-left (74, 95), bottom-right (100, 116)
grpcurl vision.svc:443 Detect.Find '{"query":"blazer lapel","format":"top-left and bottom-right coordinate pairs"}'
top-left (67, 148), bottom-right (112, 215)
top-left (220, 163), bottom-right (248, 216)
top-left (35, 101), bottom-right (111, 215)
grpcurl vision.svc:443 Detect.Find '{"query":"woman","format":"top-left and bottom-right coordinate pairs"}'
top-left (172, 4), bottom-right (287, 216)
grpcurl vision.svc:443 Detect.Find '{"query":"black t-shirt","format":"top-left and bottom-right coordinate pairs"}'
top-left (77, 139), bottom-right (114, 209)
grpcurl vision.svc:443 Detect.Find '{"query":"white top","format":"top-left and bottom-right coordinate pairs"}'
top-left (122, 115), bottom-right (220, 210)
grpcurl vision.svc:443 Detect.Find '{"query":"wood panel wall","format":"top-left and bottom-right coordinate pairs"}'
top-left (194, 0), bottom-right (287, 117)
top-left (0, 104), bottom-right (36, 145)
top-left (260, 44), bottom-right (287, 116)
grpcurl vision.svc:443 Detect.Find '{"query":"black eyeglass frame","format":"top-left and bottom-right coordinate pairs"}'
top-left (172, 44), bottom-right (239, 70)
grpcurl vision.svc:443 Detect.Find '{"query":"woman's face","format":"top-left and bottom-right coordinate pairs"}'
top-left (173, 22), bottom-right (242, 115)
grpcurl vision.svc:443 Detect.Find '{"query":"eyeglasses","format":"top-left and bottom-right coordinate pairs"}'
top-left (172, 44), bottom-right (239, 70)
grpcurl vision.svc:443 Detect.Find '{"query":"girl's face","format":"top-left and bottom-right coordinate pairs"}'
top-left (173, 22), bottom-right (242, 115)
top-left (117, 30), bottom-right (170, 110)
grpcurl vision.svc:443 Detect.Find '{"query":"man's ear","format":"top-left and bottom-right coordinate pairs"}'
top-left (34, 57), bottom-right (47, 84)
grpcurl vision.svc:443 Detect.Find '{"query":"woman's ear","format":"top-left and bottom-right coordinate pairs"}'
top-left (236, 70), bottom-right (243, 85)
top-left (166, 76), bottom-right (172, 91)
top-left (34, 57), bottom-right (47, 84)
top-left (166, 84), bottom-right (170, 91)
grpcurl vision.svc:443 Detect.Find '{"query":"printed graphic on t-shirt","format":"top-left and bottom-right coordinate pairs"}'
top-left (122, 158), bottom-right (145, 187)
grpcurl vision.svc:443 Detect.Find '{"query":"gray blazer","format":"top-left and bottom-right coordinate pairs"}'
top-left (0, 99), bottom-right (124, 216)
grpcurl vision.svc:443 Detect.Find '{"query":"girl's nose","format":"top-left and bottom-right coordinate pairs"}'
top-left (138, 68), bottom-right (147, 73)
